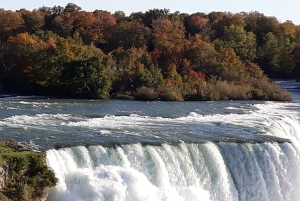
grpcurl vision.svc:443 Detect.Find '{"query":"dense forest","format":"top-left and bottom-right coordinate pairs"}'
top-left (0, 3), bottom-right (297, 101)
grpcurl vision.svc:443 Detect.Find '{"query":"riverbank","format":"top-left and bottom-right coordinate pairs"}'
top-left (0, 78), bottom-right (292, 102)
top-left (0, 140), bottom-right (57, 201)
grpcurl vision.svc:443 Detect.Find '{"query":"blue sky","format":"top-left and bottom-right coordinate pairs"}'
top-left (2, 0), bottom-right (300, 24)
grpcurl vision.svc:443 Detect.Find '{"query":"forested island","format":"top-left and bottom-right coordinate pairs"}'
top-left (0, 3), bottom-right (297, 101)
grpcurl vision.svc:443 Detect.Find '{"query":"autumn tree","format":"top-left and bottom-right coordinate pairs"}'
top-left (152, 19), bottom-right (186, 48)
top-left (152, 19), bottom-right (186, 70)
top-left (216, 47), bottom-right (245, 75)
top-left (280, 20), bottom-right (297, 40)
top-left (102, 20), bottom-right (150, 52)
top-left (20, 10), bottom-right (45, 33)
top-left (0, 6), bottom-right (296, 99)
top-left (0, 10), bottom-right (24, 45)
top-left (185, 36), bottom-right (219, 75)
top-left (132, 64), bottom-right (160, 89)
top-left (185, 14), bottom-right (214, 40)
top-left (93, 10), bottom-right (117, 29)
top-left (72, 11), bottom-right (98, 44)
top-left (1, 33), bottom-right (44, 91)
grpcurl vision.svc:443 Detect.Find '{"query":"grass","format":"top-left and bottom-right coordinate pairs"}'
top-left (0, 140), bottom-right (57, 201)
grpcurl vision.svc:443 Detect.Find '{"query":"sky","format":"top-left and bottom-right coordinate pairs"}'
top-left (1, 0), bottom-right (300, 24)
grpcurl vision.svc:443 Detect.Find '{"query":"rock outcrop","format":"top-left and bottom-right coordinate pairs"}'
top-left (0, 140), bottom-right (57, 201)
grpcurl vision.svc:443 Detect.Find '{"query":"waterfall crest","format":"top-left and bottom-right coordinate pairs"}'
top-left (46, 141), bottom-right (300, 201)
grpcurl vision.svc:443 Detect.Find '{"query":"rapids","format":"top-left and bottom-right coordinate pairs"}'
top-left (1, 80), bottom-right (300, 200)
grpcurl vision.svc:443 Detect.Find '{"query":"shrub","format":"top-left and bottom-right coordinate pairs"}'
top-left (133, 87), bottom-right (158, 101)
top-left (251, 88), bottom-right (268, 100)
top-left (157, 85), bottom-right (183, 101)
top-left (251, 79), bottom-right (292, 101)
top-left (111, 91), bottom-right (134, 100)
top-left (215, 81), bottom-right (252, 100)
top-left (201, 83), bottom-right (220, 101)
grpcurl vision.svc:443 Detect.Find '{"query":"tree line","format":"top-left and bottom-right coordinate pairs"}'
top-left (0, 3), bottom-right (295, 100)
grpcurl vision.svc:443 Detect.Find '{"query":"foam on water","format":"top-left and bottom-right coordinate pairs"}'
top-left (0, 114), bottom-right (84, 128)
top-left (46, 141), bottom-right (300, 201)
top-left (0, 101), bottom-right (298, 150)
top-left (45, 101), bottom-right (300, 201)
top-left (0, 101), bottom-right (294, 131)
top-left (19, 101), bottom-right (52, 105)
top-left (46, 144), bottom-right (212, 201)
top-left (61, 102), bottom-right (296, 129)
top-left (0, 95), bottom-right (47, 100)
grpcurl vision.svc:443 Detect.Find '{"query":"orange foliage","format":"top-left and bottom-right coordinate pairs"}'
top-left (281, 21), bottom-right (296, 38)
top-left (188, 16), bottom-right (208, 29)
top-left (46, 37), bottom-right (56, 48)
top-left (73, 12), bottom-right (97, 30)
top-left (93, 10), bottom-right (117, 28)
top-left (187, 70), bottom-right (205, 80)
top-left (150, 50), bottom-right (161, 61)
top-left (152, 19), bottom-right (185, 49)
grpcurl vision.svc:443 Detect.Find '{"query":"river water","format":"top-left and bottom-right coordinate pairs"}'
top-left (0, 81), bottom-right (300, 201)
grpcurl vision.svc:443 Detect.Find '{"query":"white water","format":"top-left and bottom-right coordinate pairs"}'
top-left (45, 102), bottom-right (300, 201)
top-left (46, 141), bottom-right (300, 201)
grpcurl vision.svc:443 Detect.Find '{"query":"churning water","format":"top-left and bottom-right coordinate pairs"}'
top-left (1, 81), bottom-right (300, 201)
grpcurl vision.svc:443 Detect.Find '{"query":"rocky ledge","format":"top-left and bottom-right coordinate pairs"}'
top-left (0, 140), bottom-right (57, 201)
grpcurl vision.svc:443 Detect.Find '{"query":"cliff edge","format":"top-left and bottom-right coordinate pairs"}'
top-left (0, 140), bottom-right (57, 201)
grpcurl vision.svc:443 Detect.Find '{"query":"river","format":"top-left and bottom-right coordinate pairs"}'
top-left (0, 81), bottom-right (300, 201)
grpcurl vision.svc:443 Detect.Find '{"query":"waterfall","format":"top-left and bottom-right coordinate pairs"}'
top-left (45, 102), bottom-right (300, 201)
top-left (46, 140), bottom-right (300, 201)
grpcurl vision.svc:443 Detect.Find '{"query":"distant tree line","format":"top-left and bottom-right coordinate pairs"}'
top-left (0, 3), bottom-right (294, 100)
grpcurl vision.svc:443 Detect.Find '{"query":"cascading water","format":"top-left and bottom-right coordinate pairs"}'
top-left (46, 141), bottom-right (300, 201)
top-left (1, 92), bottom-right (300, 201)
top-left (45, 109), bottom-right (300, 201)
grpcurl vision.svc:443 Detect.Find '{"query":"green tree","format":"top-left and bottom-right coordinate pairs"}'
top-left (61, 57), bottom-right (112, 98)
top-left (132, 63), bottom-right (157, 88)
top-left (143, 8), bottom-right (170, 27)
top-left (51, 12), bottom-right (74, 38)
top-left (243, 12), bottom-right (280, 45)
top-left (257, 32), bottom-right (296, 77)
top-left (291, 44), bottom-right (300, 78)
top-left (208, 12), bottom-right (246, 39)
top-left (214, 25), bottom-right (257, 62)
top-left (63, 3), bottom-right (82, 13)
